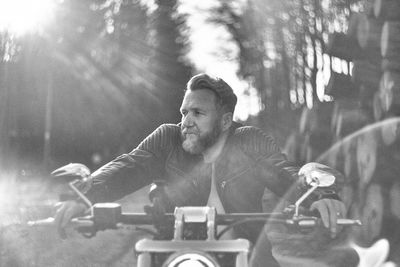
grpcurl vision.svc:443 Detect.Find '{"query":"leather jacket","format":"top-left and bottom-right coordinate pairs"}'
top-left (86, 121), bottom-right (341, 235)
top-left (85, 122), bottom-right (342, 267)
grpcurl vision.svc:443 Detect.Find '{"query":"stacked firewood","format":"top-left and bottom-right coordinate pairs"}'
top-left (283, 102), bottom-right (334, 164)
top-left (373, 0), bottom-right (400, 120)
top-left (326, 9), bottom-right (382, 140)
top-left (321, 1), bottom-right (400, 257)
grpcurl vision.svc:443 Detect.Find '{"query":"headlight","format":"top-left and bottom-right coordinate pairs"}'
top-left (163, 250), bottom-right (220, 267)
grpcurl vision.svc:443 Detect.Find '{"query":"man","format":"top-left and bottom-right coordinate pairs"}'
top-left (55, 73), bottom-right (346, 266)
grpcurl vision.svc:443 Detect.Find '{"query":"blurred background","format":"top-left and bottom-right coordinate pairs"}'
top-left (0, 0), bottom-right (399, 266)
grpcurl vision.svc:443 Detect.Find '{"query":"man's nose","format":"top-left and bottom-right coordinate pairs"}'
top-left (181, 113), bottom-right (194, 127)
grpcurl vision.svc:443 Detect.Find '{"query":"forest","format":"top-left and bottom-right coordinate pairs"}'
top-left (0, 0), bottom-right (400, 266)
top-left (0, 0), bottom-right (367, 172)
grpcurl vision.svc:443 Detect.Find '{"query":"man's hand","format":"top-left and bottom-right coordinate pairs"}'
top-left (54, 200), bottom-right (87, 238)
top-left (310, 198), bottom-right (347, 238)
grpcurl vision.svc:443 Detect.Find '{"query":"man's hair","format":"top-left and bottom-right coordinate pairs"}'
top-left (186, 73), bottom-right (237, 113)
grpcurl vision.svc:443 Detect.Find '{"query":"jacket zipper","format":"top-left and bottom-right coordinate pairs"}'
top-left (219, 167), bottom-right (250, 190)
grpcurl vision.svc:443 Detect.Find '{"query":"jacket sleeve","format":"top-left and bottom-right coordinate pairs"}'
top-left (84, 124), bottom-right (179, 204)
top-left (236, 126), bottom-right (342, 206)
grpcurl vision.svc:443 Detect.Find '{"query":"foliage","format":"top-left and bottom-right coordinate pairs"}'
top-left (149, 0), bottom-right (192, 124)
top-left (208, 0), bottom-right (362, 109)
top-left (0, 0), bottom-right (193, 172)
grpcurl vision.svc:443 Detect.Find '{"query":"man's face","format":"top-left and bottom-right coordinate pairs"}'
top-left (180, 89), bottom-right (223, 154)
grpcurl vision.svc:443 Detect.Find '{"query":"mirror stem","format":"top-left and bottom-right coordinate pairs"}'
top-left (294, 183), bottom-right (319, 217)
top-left (69, 180), bottom-right (93, 216)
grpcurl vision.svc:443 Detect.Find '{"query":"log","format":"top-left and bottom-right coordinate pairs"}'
top-left (373, 90), bottom-right (385, 121)
top-left (378, 71), bottom-right (400, 116)
top-left (390, 182), bottom-right (400, 220)
top-left (339, 184), bottom-right (354, 211)
top-left (283, 132), bottom-right (310, 165)
top-left (380, 117), bottom-right (400, 145)
top-left (325, 72), bottom-right (358, 99)
top-left (327, 32), bottom-right (364, 61)
top-left (298, 102), bottom-right (334, 134)
top-left (356, 120), bottom-right (400, 186)
top-left (381, 22), bottom-right (400, 66)
top-left (299, 107), bottom-right (318, 134)
top-left (307, 129), bottom-right (333, 161)
top-left (382, 58), bottom-right (400, 72)
top-left (359, 84), bottom-right (377, 111)
top-left (356, 130), bottom-right (378, 188)
top-left (351, 60), bottom-right (382, 89)
top-left (333, 108), bottom-right (371, 140)
top-left (330, 99), bottom-right (361, 133)
top-left (374, 0), bottom-right (400, 21)
top-left (342, 140), bottom-right (358, 180)
top-left (373, 138), bottom-right (400, 185)
top-left (357, 14), bottom-right (383, 62)
top-left (360, 183), bottom-right (384, 244)
top-left (319, 118), bottom-right (400, 248)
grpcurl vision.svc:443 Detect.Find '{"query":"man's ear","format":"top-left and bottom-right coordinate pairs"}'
top-left (221, 112), bottom-right (233, 132)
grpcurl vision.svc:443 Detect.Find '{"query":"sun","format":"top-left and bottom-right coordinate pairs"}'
top-left (0, 0), bottom-right (55, 36)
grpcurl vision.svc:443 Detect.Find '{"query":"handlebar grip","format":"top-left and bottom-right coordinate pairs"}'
top-left (27, 217), bottom-right (95, 228)
top-left (71, 217), bottom-right (95, 228)
top-left (27, 217), bottom-right (55, 226)
top-left (337, 219), bottom-right (362, 226)
top-left (297, 218), bottom-right (362, 227)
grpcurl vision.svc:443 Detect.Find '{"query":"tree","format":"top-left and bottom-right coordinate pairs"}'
top-left (0, 0), bottom-right (183, 172)
top-left (149, 0), bottom-right (192, 124)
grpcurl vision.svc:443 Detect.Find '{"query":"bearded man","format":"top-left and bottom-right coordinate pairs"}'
top-left (55, 73), bottom-right (346, 267)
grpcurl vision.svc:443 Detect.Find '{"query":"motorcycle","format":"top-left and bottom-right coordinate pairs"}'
top-left (29, 163), bottom-right (361, 267)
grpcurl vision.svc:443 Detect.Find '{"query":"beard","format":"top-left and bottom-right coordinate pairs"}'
top-left (181, 121), bottom-right (222, 155)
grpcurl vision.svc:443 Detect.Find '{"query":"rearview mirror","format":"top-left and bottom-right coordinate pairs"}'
top-left (51, 163), bottom-right (93, 210)
top-left (298, 162), bottom-right (336, 188)
top-left (51, 163), bottom-right (91, 182)
top-left (294, 162), bottom-right (336, 217)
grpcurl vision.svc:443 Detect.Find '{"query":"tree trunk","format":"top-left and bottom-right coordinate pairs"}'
top-left (364, 0), bottom-right (377, 17)
top-left (0, 63), bottom-right (10, 169)
top-left (43, 67), bottom-right (54, 170)
top-left (348, 12), bottom-right (363, 39)
top-left (275, 19), bottom-right (291, 110)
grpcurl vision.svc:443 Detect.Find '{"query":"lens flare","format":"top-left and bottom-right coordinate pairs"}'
top-left (0, 0), bottom-right (55, 36)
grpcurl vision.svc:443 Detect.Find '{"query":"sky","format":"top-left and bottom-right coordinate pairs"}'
top-left (0, 0), bottom-right (55, 36)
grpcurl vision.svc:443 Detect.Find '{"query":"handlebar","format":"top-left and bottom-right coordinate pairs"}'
top-left (28, 209), bottom-right (361, 230)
